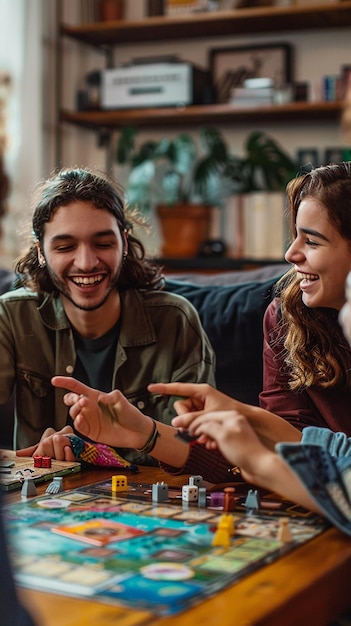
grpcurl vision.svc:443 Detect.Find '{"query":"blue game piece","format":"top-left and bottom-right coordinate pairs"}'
top-left (244, 489), bottom-right (261, 511)
top-left (21, 477), bottom-right (37, 497)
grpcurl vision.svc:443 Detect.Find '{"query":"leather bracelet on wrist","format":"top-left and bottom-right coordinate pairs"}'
top-left (136, 420), bottom-right (159, 454)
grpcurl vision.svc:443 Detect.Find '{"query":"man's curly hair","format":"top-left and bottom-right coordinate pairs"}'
top-left (15, 167), bottom-right (164, 293)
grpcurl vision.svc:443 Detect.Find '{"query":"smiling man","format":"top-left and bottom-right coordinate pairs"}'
top-left (0, 168), bottom-right (215, 462)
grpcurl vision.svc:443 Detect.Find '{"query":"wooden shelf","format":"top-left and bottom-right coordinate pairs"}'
top-left (155, 256), bottom-right (287, 273)
top-left (61, 3), bottom-right (351, 47)
top-left (61, 101), bottom-right (344, 130)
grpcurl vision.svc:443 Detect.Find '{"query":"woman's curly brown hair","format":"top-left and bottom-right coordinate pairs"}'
top-left (274, 162), bottom-right (351, 391)
top-left (15, 167), bottom-right (164, 293)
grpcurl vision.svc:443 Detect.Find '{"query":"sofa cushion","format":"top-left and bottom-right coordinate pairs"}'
top-left (164, 276), bottom-right (279, 405)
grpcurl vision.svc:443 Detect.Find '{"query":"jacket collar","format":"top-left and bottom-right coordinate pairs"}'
top-left (37, 289), bottom-right (157, 345)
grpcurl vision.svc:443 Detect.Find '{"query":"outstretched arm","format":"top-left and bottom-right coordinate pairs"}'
top-left (49, 376), bottom-right (191, 467)
top-left (148, 382), bottom-right (302, 450)
top-left (181, 409), bottom-right (320, 513)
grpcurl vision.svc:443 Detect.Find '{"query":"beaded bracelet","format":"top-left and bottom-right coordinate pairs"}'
top-left (136, 420), bottom-right (159, 454)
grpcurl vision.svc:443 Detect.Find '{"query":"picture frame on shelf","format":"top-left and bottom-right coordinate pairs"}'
top-left (296, 149), bottom-right (320, 169)
top-left (209, 43), bottom-right (293, 104)
top-left (324, 147), bottom-right (350, 165)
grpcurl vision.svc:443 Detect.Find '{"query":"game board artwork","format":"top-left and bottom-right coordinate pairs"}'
top-left (3, 479), bottom-right (327, 617)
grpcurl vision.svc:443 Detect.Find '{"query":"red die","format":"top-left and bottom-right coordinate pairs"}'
top-left (41, 456), bottom-right (52, 468)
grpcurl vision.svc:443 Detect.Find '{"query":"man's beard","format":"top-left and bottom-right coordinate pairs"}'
top-left (47, 265), bottom-right (122, 311)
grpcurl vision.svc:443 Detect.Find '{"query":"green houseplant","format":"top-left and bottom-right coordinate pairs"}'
top-left (226, 130), bottom-right (297, 194)
top-left (116, 125), bottom-right (233, 211)
top-left (116, 126), bottom-right (296, 257)
top-left (116, 126), bottom-right (235, 257)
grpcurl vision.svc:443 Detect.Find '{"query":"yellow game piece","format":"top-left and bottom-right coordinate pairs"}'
top-left (212, 515), bottom-right (232, 548)
top-left (111, 474), bottom-right (128, 492)
top-left (221, 513), bottom-right (235, 536)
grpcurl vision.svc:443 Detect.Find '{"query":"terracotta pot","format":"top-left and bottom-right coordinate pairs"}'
top-left (157, 203), bottom-right (211, 258)
top-left (99, 0), bottom-right (124, 21)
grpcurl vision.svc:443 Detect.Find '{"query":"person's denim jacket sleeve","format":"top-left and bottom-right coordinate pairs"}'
top-left (301, 426), bottom-right (351, 457)
top-left (276, 438), bottom-right (351, 536)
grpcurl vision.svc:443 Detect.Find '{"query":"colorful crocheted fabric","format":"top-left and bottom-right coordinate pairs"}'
top-left (66, 434), bottom-right (139, 472)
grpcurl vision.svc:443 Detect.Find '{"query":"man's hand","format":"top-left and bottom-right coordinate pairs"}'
top-left (52, 376), bottom-right (154, 449)
top-left (16, 425), bottom-right (76, 461)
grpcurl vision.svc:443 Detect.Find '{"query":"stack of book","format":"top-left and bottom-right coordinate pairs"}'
top-left (229, 78), bottom-right (274, 108)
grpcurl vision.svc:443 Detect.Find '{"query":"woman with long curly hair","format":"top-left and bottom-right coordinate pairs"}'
top-left (259, 161), bottom-right (351, 434)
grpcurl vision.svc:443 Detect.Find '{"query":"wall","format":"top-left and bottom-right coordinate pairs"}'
top-left (57, 1), bottom-right (351, 255)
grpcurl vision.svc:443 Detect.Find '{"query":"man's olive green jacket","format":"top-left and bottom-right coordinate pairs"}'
top-left (0, 287), bottom-right (215, 461)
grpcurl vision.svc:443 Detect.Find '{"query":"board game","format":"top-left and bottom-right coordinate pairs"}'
top-left (3, 477), bottom-right (327, 617)
top-left (0, 449), bottom-right (81, 491)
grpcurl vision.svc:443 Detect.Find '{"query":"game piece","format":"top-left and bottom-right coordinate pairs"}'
top-left (175, 429), bottom-right (198, 443)
top-left (209, 492), bottom-right (225, 507)
top-left (111, 474), bottom-right (128, 492)
top-left (278, 517), bottom-right (293, 543)
top-left (46, 477), bottom-right (64, 494)
top-left (189, 475), bottom-right (203, 487)
top-left (221, 513), bottom-right (235, 536)
top-left (224, 486), bottom-right (236, 512)
top-left (33, 456), bottom-right (43, 468)
top-left (41, 456), bottom-right (52, 468)
top-left (211, 514), bottom-right (232, 547)
top-left (198, 486), bottom-right (207, 507)
top-left (244, 489), bottom-right (261, 512)
top-left (182, 485), bottom-right (198, 502)
top-left (152, 481), bottom-right (168, 502)
top-left (21, 477), bottom-right (37, 497)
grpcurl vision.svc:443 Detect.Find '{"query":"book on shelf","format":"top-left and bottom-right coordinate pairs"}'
top-left (229, 87), bottom-right (274, 107)
top-left (165, 0), bottom-right (209, 15)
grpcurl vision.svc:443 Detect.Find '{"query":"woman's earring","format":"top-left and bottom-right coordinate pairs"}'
top-left (39, 258), bottom-right (46, 267)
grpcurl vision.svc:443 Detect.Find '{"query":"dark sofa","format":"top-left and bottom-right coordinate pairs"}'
top-left (164, 263), bottom-right (288, 405)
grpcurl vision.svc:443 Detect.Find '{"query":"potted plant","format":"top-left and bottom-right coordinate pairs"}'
top-left (116, 126), bottom-right (234, 257)
top-left (225, 130), bottom-right (297, 194)
top-left (116, 126), bottom-right (296, 258)
top-left (225, 131), bottom-right (297, 260)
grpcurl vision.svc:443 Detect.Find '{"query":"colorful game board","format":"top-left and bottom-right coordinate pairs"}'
top-left (3, 478), bottom-right (327, 616)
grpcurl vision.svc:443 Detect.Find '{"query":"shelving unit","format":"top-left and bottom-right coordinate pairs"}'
top-left (61, 3), bottom-right (351, 45)
top-left (58, 2), bottom-right (351, 270)
top-left (61, 101), bottom-right (344, 130)
top-left (59, 3), bottom-right (351, 131)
